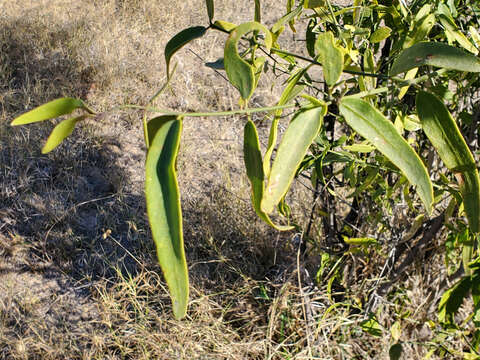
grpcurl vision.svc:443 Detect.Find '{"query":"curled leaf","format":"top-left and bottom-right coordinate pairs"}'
top-left (165, 26), bottom-right (208, 77)
top-left (11, 98), bottom-right (85, 126)
top-left (145, 117), bottom-right (188, 319)
top-left (224, 22), bottom-right (272, 101)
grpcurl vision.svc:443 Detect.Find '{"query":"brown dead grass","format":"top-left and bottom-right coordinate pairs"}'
top-left (0, 0), bottom-right (474, 359)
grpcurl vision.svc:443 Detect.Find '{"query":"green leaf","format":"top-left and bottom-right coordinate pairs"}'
top-left (212, 20), bottom-right (236, 33)
top-left (370, 26), bottom-right (392, 43)
top-left (11, 98), bottom-right (85, 126)
top-left (42, 115), bottom-right (88, 154)
top-left (416, 91), bottom-right (480, 232)
top-left (271, 4), bottom-right (302, 34)
top-left (314, 31), bottom-right (344, 86)
top-left (306, 18), bottom-right (317, 57)
top-left (262, 105), bottom-right (326, 214)
top-left (145, 117), bottom-right (188, 319)
top-left (340, 98), bottom-right (433, 214)
top-left (165, 26), bottom-right (208, 77)
top-left (206, 0), bottom-right (214, 23)
top-left (264, 67), bottom-right (307, 178)
top-left (438, 15), bottom-right (478, 55)
top-left (360, 316), bottom-right (383, 337)
top-left (224, 22), bottom-right (272, 101)
top-left (243, 120), bottom-right (293, 231)
top-left (390, 42), bottom-right (480, 76)
top-left (438, 276), bottom-right (471, 323)
top-left (147, 115), bottom-right (178, 149)
top-left (254, 0), bottom-right (261, 22)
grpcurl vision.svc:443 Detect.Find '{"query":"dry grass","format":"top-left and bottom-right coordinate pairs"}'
top-left (0, 0), bottom-right (474, 359)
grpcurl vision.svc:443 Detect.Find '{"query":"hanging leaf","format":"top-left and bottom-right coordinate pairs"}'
top-left (11, 98), bottom-right (85, 125)
top-left (42, 115), bottom-right (88, 154)
top-left (271, 4), bottom-right (302, 34)
top-left (206, 0), bottom-right (214, 23)
top-left (340, 98), bottom-right (433, 213)
top-left (416, 91), bottom-right (480, 232)
top-left (224, 22), bottom-right (272, 101)
top-left (390, 42), bottom-right (480, 75)
top-left (145, 117), bottom-right (188, 319)
top-left (147, 115), bottom-right (178, 148)
top-left (243, 120), bottom-right (293, 231)
top-left (438, 15), bottom-right (478, 55)
top-left (264, 67), bottom-right (307, 178)
top-left (254, 0), bottom-right (261, 22)
top-left (314, 31), bottom-right (344, 86)
top-left (262, 105), bottom-right (326, 214)
top-left (306, 18), bottom-right (317, 58)
top-left (165, 26), bottom-right (208, 77)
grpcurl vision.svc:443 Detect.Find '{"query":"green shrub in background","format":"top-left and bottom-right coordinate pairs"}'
top-left (11, 0), bottom-right (480, 356)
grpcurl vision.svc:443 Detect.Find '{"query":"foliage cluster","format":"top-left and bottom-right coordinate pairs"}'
top-left (10, 0), bottom-right (480, 357)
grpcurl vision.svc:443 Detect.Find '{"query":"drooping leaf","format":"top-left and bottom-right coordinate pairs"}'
top-left (370, 26), bottom-right (392, 43)
top-left (224, 22), bottom-right (272, 101)
top-left (147, 115), bottom-right (178, 148)
top-left (438, 14), bottom-right (478, 55)
top-left (11, 98), bottom-right (85, 126)
top-left (340, 98), bottom-right (433, 213)
top-left (254, 0), bottom-right (261, 22)
top-left (390, 42), bottom-right (480, 76)
top-left (314, 31), bottom-right (343, 86)
top-left (165, 26), bottom-right (208, 77)
top-left (416, 91), bottom-right (480, 232)
top-left (145, 117), bottom-right (188, 319)
top-left (206, 0), bottom-right (214, 23)
top-left (42, 115), bottom-right (88, 154)
top-left (306, 18), bottom-right (317, 57)
top-left (262, 105), bottom-right (326, 214)
top-left (264, 67), bottom-right (307, 178)
top-left (243, 120), bottom-right (293, 231)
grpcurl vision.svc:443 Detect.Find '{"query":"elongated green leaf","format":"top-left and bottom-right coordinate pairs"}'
top-left (206, 0), bottom-right (214, 23)
top-left (416, 91), bottom-right (480, 232)
top-left (165, 26), bottom-right (208, 77)
top-left (244, 120), bottom-right (293, 231)
top-left (271, 4), bottom-right (302, 34)
top-left (42, 115), bottom-right (88, 154)
top-left (11, 98), bottom-right (85, 126)
top-left (340, 98), bottom-right (433, 213)
top-left (390, 42), bottom-right (480, 75)
top-left (263, 67), bottom-right (307, 178)
top-left (254, 0), bottom-right (261, 22)
top-left (145, 117), bottom-right (188, 319)
top-left (314, 32), bottom-right (343, 86)
top-left (262, 105), bottom-right (326, 214)
top-left (224, 22), bottom-right (272, 101)
top-left (306, 18), bottom-right (317, 57)
top-left (438, 15), bottom-right (478, 55)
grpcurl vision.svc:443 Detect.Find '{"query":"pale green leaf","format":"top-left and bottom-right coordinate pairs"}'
top-left (254, 0), bottom-right (261, 22)
top-left (224, 22), bottom-right (272, 100)
top-left (262, 105), bottom-right (326, 214)
top-left (370, 26), bottom-right (392, 43)
top-left (315, 32), bottom-right (343, 86)
top-left (212, 20), bottom-right (237, 33)
top-left (271, 4), bottom-right (302, 34)
top-left (145, 117), bottom-right (188, 319)
top-left (244, 120), bottom-right (293, 231)
top-left (416, 91), bottom-right (480, 232)
top-left (165, 26), bottom-right (208, 77)
top-left (42, 115), bottom-right (88, 154)
top-left (11, 98), bottom-right (85, 126)
top-left (340, 98), bottom-right (433, 214)
top-left (390, 42), bottom-right (480, 76)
